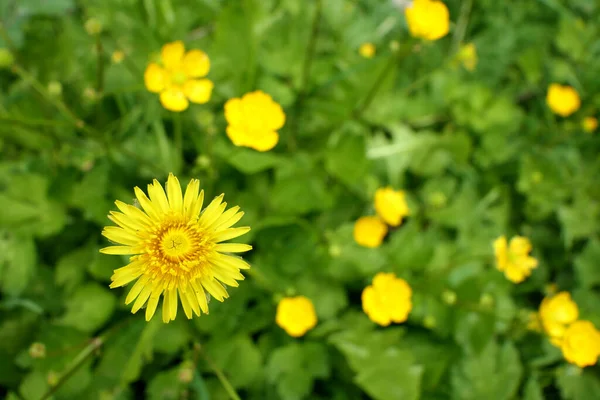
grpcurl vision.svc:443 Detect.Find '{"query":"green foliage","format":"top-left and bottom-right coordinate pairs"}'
top-left (2, 0), bottom-right (600, 399)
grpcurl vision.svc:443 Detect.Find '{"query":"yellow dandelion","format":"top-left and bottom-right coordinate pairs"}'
top-left (100, 173), bottom-right (251, 323)
top-left (405, 0), bottom-right (450, 41)
top-left (493, 235), bottom-right (538, 283)
top-left (546, 83), bottom-right (580, 117)
top-left (353, 216), bottom-right (388, 248)
top-left (359, 42), bottom-right (376, 58)
top-left (144, 41), bottom-right (214, 112)
top-left (362, 272), bottom-right (412, 326)
top-left (275, 296), bottom-right (318, 337)
top-left (224, 90), bottom-right (286, 152)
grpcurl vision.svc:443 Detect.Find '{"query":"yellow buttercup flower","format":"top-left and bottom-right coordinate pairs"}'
top-left (144, 41), bottom-right (213, 112)
top-left (539, 292), bottom-right (579, 341)
top-left (374, 187), bottom-right (410, 227)
top-left (359, 42), bottom-right (376, 58)
top-left (276, 296), bottom-right (317, 337)
top-left (353, 216), bottom-right (388, 248)
top-left (546, 83), bottom-right (580, 117)
top-left (561, 320), bottom-right (600, 368)
top-left (583, 116), bottom-right (598, 133)
top-left (493, 235), bottom-right (538, 283)
top-left (405, 0), bottom-right (450, 41)
top-left (100, 173), bottom-right (251, 323)
top-left (457, 43), bottom-right (477, 71)
top-left (224, 90), bottom-right (286, 152)
top-left (362, 272), bottom-right (412, 326)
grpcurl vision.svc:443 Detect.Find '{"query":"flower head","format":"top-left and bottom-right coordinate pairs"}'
top-left (546, 84), bottom-right (580, 117)
top-left (405, 0), bottom-right (450, 41)
top-left (375, 187), bottom-right (410, 226)
top-left (362, 272), bottom-right (412, 326)
top-left (560, 320), bottom-right (600, 368)
top-left (493, 235), bottom-right (538, 283)
top-left (359, 42), bottom-right (376, 58)
top-left (583, 116), bottom-right (598, 133)
top-left (224, 91), bottom-right (286, 152)
top-left (457, 43), bottom-right (477, 71)
top-left (276, 296), bottom-right (317, 337)
top-left (539, 292), bottom-right (579, 340)
top-left (353, 216), bottom-right (388, 248)
top-left (144, 41), bottom-right (214, 112)
top-left (101, 173), bottom-right (251, 323)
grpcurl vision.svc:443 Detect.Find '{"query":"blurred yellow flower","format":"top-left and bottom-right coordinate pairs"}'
top-left (144, 41), bottom-right (213, 112)
top-left (539, 292), bottom-right (579, 340)
top-left (353, 216), bottom-right (388, 248)
top-left (457, 43), bottom-right (477, 71)
top-left (224, 90), bottom-right (286, 152)
top-left (546, 83), bottom-right (580, 117)
top-left (493, 235), bottom-right (538, 283)
top-left (374, 187), bottom-right (410, 226)
top-left (405, 0), bottom-right (450, 41)
top-left (276, 296), bottom-right (317, 337)
top-left (362, 272), bottom-right (412, 326)
top-left (561, 320), bottom-right (600, 368)
top-left (359, 42), bottom-right (376, 58)
top-left (101, 173), bottom-right (251, 323)
top-left (526, 312), bottom-right (542, 332)
top-left (583, 116), bottom-right (598, 133)
top-left (112, 50), bottom-right (125, 64)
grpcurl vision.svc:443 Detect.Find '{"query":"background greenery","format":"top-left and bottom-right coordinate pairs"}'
top-left (1, 0), bottom-right (600, 399)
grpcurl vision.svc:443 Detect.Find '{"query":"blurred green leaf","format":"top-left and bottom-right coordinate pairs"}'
top-left (0, 234), bottom-right (36, 296)
top-left (556, 365), bottom-right (600, 400)
top-left (60, 283), bottom-right (116, 333)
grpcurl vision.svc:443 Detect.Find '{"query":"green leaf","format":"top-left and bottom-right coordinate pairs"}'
top-left (19, 0), bottom-right (75, 16)
top-left (0, 234), bottom-right (36, 296)
top-left (206, 335), bottom-right (263, 389)
top-left (153, 318), bottom-right (191, 355)
top-left (574, 239), bottom-right (600, 288)
top-left (325, 128), bottom-right (369, 194)
top-left (556, 365), bottom-right (600, 400)
top-left (146, 366), bottom-right (186, 400)
top-left (216, 142), bottom-right (284, 174)
top-left (122, 318), bottom-right (161, 384)
top-left (55, 243), bottom-right (95, 294)
top-left (69, 163), bottom-right (112, 224)
top-left (451, 340), bottom-right (523, 400)
top-left (59, 283), bottom-right (116, 333)
top-left (523, 376), bottom-right (544, 400)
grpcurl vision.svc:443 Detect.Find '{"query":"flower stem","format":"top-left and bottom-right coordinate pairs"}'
top-left (96, 36), bottom-right (105, 94)
top-left (195, 343), bottom-right (241, 400)
top-left (174, 112), bottom-right (183, 157)
top-left (450, 0), bottom-right (474, 55)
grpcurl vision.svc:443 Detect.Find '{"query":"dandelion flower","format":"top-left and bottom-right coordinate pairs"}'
top-left (362, 272), bottom-right (412, 326)
top-left (353, 216), bottom-right (388, 248)
top-left (359, 42), bottom-right (376, 58)
top-left (144, 41), bottom-right (214, 112)
top-left (539, 291), bottom-right (579, 341)
top-left (560, 320), bottom-right (600, 368)
top-left (583, 116), bottom-right (598, 133)
top-left (405, 0), bottom-right (450, 41)
top-left (276, 296), bottom-right (317, 337)
top-left (546, 83), bottom-right (580, 117)
top-left (374, 187), bottom-right (410, 226)
top-left (101, 173), bottom-right (251, 323)
top-left (493, 235), bottom-right (538, 283)
top-left (224, 90), bottom-right (286, 152)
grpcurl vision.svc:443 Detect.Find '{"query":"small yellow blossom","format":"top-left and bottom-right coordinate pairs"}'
top-left (144, 41), bottom-right (213, 112)
top-left (583, 116), bottom-right (598, 133)
top-left (493, 235), bottom-right (538, 283)
top-left (276, 296), bottom-right (317, 337)
top-left (374, 187), bottom-right (410, 226)
top-left (362, 272), bottom-right (412, 326)
top-left (359, 42), bottom-right (376, 58)
top-left (353, 216), bottom-right (388, 248)
top-left (224, 91), bottom-right (286, 152)
top-left (457, 43), bottom-right (477, 71)
top-left (84, 18), bottom-right (103, 36)
top-left (539, 292), bottom-right (579, 340)
top-left (112, 50), bottom-right (125, 64)
top-left (546, 83), bottom-right (581, 117)
top-left (405, 0), bottom-right (450, 41)
top-left (561, 320), bottom-right (600, 368)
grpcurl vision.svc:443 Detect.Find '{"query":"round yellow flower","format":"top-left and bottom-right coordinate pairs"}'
top-left (112, 50), bottom-right (125, 64)
top-left (561, 320), bottom-right (600, 368)
top-left (275, 296), bottom-right (317, 337)
top-left (539, 292), bottom-right (579, 340)
top-left (546, 83), bottom-right (580, 117)
top-left (362, 272), bottom-right (412, 326)
top-left (359, 42), bottom-right (376, 58)
top-left (224, 90), bottom-right (285, 152)
top-left (144, 41), bottom-right (214, 112)
top-left (100, 173), bottom-right (251, 323)
top-left (457, 43), bottom-right (477, 71)
top-left (583, 116), bottom-right (598, 133)
top-left (353, 216), bottom-right (388, 248)
top-left (405, 0), bottom-right (450, 41)
top-left (374, 187), bottom-right (410, 227)
top-left (493, 235), bottom-right (538, 283)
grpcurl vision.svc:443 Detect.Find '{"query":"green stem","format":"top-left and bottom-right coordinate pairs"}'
top-left (450, 0), bottom-right (474, 55)
top-left (174, 112), bottom-right (183, 157)
top-left (197, 343), bottom-right (241, 400)
top-left (96, 36), bottom-right (105, 94)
